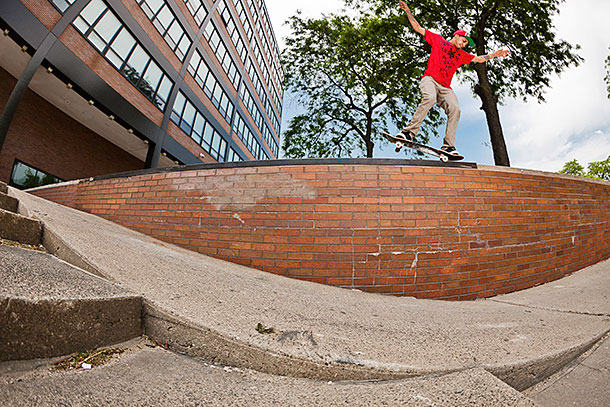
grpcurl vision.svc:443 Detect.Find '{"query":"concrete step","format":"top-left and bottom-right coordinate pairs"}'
top-left (0, 344), bottom-right (539, 406)
top-left (0, 244), bottom-right (142, 361)
top-left (0, 208), bottom-right (42, 246)
top-left (0, 181), bottom-right (7, 194)
top-left (0, 191), bottom-right (19, 213)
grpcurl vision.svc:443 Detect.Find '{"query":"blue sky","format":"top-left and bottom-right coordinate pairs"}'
top-left (266, 0), bottom-right (610, 172)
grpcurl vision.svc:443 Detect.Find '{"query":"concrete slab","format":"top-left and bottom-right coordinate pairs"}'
top-left (526, 333), bottom-right (610, 406)
top-left (0, 346), bottom-right (539, 407)
top-left (0, 244), bottom-right (142, 361)
top-left (493, 258), bottom-right (610, 316)
top-left (0, 207), bottom-right (41, 245)
top-left (0, 192), bottom-right (18, 213)
top-left (11, 188), bottom-right (610, 390)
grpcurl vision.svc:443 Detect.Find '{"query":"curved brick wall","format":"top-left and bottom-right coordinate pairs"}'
top-left (29, 159), bottom-right (610, 300)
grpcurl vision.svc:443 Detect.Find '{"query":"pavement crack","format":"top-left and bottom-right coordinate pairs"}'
top-left (490, 299), bottom-right (610, 318)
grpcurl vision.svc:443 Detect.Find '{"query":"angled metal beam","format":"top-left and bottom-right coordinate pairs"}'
top-left (0, 0), bottom-right (91, 153)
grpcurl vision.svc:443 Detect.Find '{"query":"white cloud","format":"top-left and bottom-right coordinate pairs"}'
top-left (498, 0), bottom-right (610, 171)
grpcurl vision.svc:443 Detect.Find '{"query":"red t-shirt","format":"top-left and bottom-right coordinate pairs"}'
top-left (423, 30), bottom-right (474, 89)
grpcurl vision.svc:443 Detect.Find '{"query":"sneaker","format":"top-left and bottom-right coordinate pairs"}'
top-left (396, 131), bottom-right (414, 142)
top-left (441, 145), bottom-right (464, 160)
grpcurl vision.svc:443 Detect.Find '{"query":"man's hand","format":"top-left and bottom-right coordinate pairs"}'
top-left (494, 49), bottom-right (510, 58)
top-left (399, 1), bottom-right (425, 36)
top-left (472, 48), bottom-right (510, 63)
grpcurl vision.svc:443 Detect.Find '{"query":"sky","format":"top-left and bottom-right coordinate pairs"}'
top-left (264, 0), bottom-right (610, 172)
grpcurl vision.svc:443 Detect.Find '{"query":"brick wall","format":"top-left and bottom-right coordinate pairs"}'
top-left (30, 162), bottom-right (610, 300)
top-left (0, 67), bottom-right (145, 184)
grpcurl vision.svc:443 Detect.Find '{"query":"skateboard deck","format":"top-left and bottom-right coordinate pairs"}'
top-left (382, 132), bottom-right (463, 162)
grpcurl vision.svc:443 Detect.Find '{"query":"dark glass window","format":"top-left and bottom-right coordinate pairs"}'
top-left (10, 160), bottom-right (63, 190)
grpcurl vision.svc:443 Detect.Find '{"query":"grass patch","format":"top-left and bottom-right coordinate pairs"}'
top-left (256, 323), bottom-right (275, 335)
top-left (52, 347), bottom-right (125, 371)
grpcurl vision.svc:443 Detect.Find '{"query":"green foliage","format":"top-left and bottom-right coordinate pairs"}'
top-left (587, 157), bottom-right (610, 181)
top-left (558, 159), bottom-right (585, 177)
top-left (367, 0), bottom-right (583, 103)
top-left (559, 157), bottom-right (610, 181)
top-left (281, 8), bottom-right (443, 158)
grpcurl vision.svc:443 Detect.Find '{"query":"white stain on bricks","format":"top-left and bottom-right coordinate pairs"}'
top-left (232, 213), bottom-right (245, 224)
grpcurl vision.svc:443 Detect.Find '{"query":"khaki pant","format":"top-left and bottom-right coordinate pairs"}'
top-left (402, 76), bottom-right (461, 148)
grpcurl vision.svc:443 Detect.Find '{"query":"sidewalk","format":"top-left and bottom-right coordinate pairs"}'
top-left (9, 188), bottom-right (610, 393)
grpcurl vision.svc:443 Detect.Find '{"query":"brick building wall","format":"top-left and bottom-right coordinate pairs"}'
top-left (30, 161), bottom-right (610, 300)
top-left (0, 67), bottom-right (145, 184)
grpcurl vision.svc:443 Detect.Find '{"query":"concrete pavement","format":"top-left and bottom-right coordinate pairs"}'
top-left (1, 340), bottom-right (538, 407)
top-left (10, 188), bottom-right (610, 387)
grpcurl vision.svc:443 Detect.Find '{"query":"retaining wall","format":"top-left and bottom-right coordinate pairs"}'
top-left (29, 159), bottom-right (610, 300)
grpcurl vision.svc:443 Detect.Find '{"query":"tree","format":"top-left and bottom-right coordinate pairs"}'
top-left (587, 157), bottom-right (610, 181)
top-left (282, 10), bottom-right (443, 158)
top-left (558, 159), bottom-right (585, 177)
top-left (357, 0), bottom-right (582, 166)
top-left (559, 157), bottom-right (610, 181)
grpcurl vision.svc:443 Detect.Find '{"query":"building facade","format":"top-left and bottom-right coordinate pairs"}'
top-left (0, 0), bottom-right (283, 187)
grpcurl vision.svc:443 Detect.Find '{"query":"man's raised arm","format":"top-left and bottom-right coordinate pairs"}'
top-left (471, 49), bottom-right (510, 63)
top-left (399, 1), bottom-right (425, 36)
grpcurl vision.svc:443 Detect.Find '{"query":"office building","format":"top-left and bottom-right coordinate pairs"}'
top-left (0, 0), bottom-right (283, 187)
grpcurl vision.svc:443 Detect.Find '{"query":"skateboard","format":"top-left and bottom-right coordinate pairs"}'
top-left (382, 132), bottom-right (463, 162)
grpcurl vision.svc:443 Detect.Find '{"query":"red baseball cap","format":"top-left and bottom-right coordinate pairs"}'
top-left (454, 30), bottom-right (475, 47)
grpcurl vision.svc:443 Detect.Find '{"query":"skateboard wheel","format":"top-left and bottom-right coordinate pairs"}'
top-left (440, 155), bottom-right (449, 163)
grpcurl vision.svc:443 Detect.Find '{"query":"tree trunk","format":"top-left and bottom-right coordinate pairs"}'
top-left (365, 113), bottom-right (374, 158)
top-left (473, 59), bottom-right (510, 166)
top-left (366, 138), bottom-right (374, 158)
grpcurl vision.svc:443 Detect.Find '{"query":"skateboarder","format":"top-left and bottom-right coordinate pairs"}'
top-left (397, 1), bottom-right (509, 158)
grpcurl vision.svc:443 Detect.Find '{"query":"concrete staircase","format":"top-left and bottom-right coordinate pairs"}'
top-left (0, 181), bottom-right (41, 246)
top-left (0, 181), bottom-right (142, 361)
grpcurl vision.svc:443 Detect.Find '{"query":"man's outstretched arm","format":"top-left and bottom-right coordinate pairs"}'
top-left (399, 1), bottom-right (425, 36)
top-left (472, 49), bottom-right (510, 63)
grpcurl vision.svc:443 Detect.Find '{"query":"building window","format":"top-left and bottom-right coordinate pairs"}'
top-left (202, 22), bottom-right (241, 91)
top-left (72, 0), bottom-right (174, 110)
top-left (171, 92), bottom-right (228, 162)
top-left (227, 148), bottom-right (243, 162)
top-left (233, 112), bottom-right (269, 160)
top-left (9, 160), bottom-right (63, 190)
top-left (187, 49), bottom-right (235, 123)
top-left (137, 0), bottom-right (192, 61)
top-left (49, 0), bottom-right (76, 13)
top-left (216, 0), bottom-right (247, 63)
top-left (183, 0), bottom-right (208, 26)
